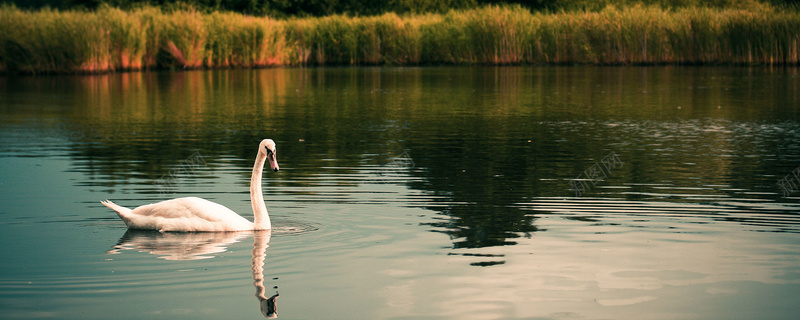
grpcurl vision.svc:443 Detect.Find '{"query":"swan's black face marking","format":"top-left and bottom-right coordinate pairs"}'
top-left (265, 146), bottom-right (279, 172)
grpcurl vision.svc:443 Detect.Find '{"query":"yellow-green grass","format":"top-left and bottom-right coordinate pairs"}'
top-left (0, 4), bottom-right (798, 73)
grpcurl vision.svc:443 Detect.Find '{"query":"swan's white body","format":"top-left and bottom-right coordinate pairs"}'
top-left (102, 139), bottom-right (279, 232)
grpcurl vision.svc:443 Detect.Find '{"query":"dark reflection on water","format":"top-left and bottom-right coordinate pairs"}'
top-left (2, 67), bottom-right (800, 248)
top-left (2, 66), bottom-right (800, 318)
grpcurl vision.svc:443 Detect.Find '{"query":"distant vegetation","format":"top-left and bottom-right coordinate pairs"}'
top-left (0, 1), bottom-right (798, 73)
top-left (2, 0), bottom-right (796, 16)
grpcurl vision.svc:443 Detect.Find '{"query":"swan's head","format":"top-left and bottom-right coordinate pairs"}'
top-left (259, 292), bottom-right (279, 318)
top-left (260, 139), bottom-right (279, 172)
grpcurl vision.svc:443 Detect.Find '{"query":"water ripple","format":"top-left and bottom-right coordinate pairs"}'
top-left (520, 197), bottom-right (800, 233)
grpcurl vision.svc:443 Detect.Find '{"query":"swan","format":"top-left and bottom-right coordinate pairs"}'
top-left (101, 139), bottom-right (280, 232)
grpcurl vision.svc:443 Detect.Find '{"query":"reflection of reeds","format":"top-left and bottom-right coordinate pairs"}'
top-left (1, 4), bottom-right (799, 73)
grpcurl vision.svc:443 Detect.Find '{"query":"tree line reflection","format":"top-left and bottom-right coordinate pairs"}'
top-left (8, 66), bottom-right (800, 250)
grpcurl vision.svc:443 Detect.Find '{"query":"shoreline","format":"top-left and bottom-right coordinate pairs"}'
top-left (3, 62), bottom-right (800, 78)
top-left (1, 5), bottom-right (799, 74)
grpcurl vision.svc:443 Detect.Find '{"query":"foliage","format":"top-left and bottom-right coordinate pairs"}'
top-left (1, 4), bottom-right (798, 73)
top-left (0, 0), bottom-right (792, 17)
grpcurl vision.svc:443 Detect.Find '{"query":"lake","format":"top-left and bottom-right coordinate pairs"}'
top-left (1, 66), bottom-right (800, 319)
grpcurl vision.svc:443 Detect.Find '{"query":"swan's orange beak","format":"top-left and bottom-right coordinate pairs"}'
top-left (268, 152), bottom-right (279, 172)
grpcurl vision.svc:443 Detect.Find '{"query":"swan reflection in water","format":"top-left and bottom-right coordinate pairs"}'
top-left (251, 231), bottom-right (279, 318)
top-left (107, 230), bottom-right (279, 318)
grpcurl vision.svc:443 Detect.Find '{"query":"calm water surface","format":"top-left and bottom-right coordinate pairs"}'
top-left (1, 66), bottom-right (800, 319)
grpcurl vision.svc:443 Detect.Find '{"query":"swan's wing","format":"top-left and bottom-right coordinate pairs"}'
top-left (132, 197), bottom-right (228, 219)
top-left (127, 197), bottom-right (252, 232)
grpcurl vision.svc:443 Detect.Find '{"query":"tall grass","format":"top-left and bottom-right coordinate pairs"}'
top-left (0, 8), bottom-right (110, 73)
top-left (285, 12), bottom-right (433, 65)
top-left (205, 12), bottom-right (286, 68)
top-left (0, 4), bottom-right (798, 73)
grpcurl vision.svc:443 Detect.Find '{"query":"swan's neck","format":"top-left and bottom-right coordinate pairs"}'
top-left (251, 152), bottom-right (271, 230)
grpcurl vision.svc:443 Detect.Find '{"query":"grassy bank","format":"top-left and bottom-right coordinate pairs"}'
top-left (1, 4), bottom-right (798, 73)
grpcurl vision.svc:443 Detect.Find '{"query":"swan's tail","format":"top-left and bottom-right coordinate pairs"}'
top-left (101, 200), bottom-right (132, 218)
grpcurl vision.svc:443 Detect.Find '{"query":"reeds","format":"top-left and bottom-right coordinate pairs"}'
top-left (0, 4), bottom-right (798, 73)
top-left (0, 7), bottom-right (108, 73)
top-left (284, 12), bottom-right (431, 65)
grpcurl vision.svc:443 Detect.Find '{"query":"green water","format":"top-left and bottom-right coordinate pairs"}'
top-left (1, 66), bottom-right (800, 319)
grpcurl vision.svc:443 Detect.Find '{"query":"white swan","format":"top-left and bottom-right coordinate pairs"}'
top-left (101, 139), bottom-right (280, 232)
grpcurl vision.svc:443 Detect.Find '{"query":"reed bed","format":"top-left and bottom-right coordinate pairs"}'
top-left (0, 4), bottom-right (798, 73)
